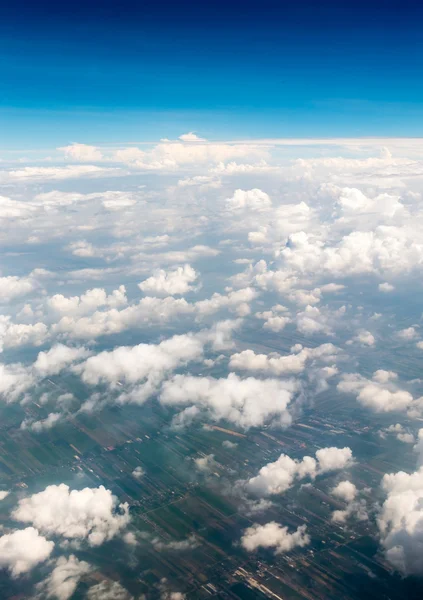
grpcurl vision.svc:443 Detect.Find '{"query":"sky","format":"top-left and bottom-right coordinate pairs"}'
top-left (2, 2), bottom-right (423, 597)
top-left (1, 0), bottom-right (423, 146)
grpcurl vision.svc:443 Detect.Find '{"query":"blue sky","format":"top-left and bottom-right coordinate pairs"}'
top-left (1, 0), bottom-right (422, 146)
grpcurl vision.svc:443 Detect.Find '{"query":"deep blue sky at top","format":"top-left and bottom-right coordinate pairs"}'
top-left (1, 0), bottom-right (422, 147)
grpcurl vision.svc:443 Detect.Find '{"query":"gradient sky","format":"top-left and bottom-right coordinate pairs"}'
top-left (1, 0), bottom-right (422, 146)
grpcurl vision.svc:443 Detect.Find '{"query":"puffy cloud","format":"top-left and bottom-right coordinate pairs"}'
top-left (194, 454), bottom-right (217, 473)
top-left (245, 447), bottom-right (353, 497)
top-left (0, 316), bottom-right (48, 351)
top-left (280, 227), bottom-right (423, 279)
top-left (12, 484), bottom-right (129, 546)
top-left (241, 522), bottom-right (310, 554)
top-left (295, 305), bottom-right (346, 336)
top-left (225, 189), bottom-right (272, 212)
top-left (160, 373), bottom-right (299, 430)
top-left (132, 466), bottom-right (145, 479)
top-left (350, 330), bottom-right (375, 346)
top-left (58, 143), bottom-right (103, 161)
top-left (0, 275), bottom-right (35, 302)
top-left (397, 327), bottom-right (418, 341)
top-left (0, 491), bottom-right (9, 500)
top-left (178, 132), bottom-right (206, 142)
top-left (79, 332), bottom-right (204, 405)
top-left (47, 286), bottom-right (127, 317)
top-left (36, 555), bottom-right (92, 600)
top-left (87, 581), bottom-right (133, 600)
top-left (331, 480), bottom-right (357, 502)
top-left (195, 287), bottom-right (257, 317)
top-left (138, 265), bottom-right (198, 296)
top-left (0, 527), bottom-right (54, 576)
top-left (34, 344), bottom-right (90, 377)
top-left (379, 282), bottom-right (395, 293)
top-left (338, 371), bottom-right (417, 414)
top-left (378, 467), bottom-right (423, 574)
top-left (0, 361), bottom-right (34, 402)
top-left (229, 343), bottom-right (339, 376)
top-left (21, 412), bottom-right (63, 433)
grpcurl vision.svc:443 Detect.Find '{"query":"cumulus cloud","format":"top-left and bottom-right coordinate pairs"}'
top-left (87, 581), bottom-right (134, 600)
top-left (225, 189), bottom-right (272, 212)
top-left (160, 373), bottom-right (299, 430)
top-left (378, 467), bottom-right (423, 574)
top-left (229, 343), bottom-right (339, 376)
top-left (12, 484), bottom-right (129, 546)
top-left (132, 466), bottom-right (145, 479)
top-left (241, 522), bottom-right (310, 554)
top-left (337, 371), bottom-right (418, 414)
top-left (58, 143), bottom-right (103, 161)
top-left (244, 447), bottom-right (353, 497)
top-left (34, 344), bottom-right (90, 377)
top-left (36, 555), bottom-right (92, 600)
top-left (332, 480), bottom-right (357, 502)
top-left (138, 264), bottom-right (198, 295)
top-left (0, 527), bottom-right (54, 576)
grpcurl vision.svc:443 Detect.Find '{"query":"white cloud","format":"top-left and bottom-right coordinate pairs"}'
top-left (34, 344), bottom-right (90, 377)
top-left (0, 491), bottom-right (9, 501)
top-left (12, 484), bottom-right (130, 547)
top-left (0, 527), bottom-right (54, 576)
top-left (36, 555), bottom-right (92, 600)
top-left (331, 480), bottom-right (357, 502)
top-left (160, 373), bottom-right (299, 430)
top-left (338, 371), bottom-right (417, 414)
top-left (58, 143), bottom-right (103, 161)
top-left (225, 189), bottom-right (272, 212)
top-left (379, 282), bottom-right (395, 293)
top-left (241, 522), bottom-right (310, 554)
top-left (244, 447), bottom-right (353, 496)
top-left (132, 466), bottom-right (145, 479)
top-left (229, 343), bottom-right (339, 376)
top-left (79, 332), bottom-right (204, 405)
top-left (87, 581), bottom-right (133, 600)
top-left (178, 132), bottom-right (206, 142)
top-left (397, 327), bottom-right (418, 341)
top-left (353, 330), bottom-right (375, 346)
top-left (138, 265), bottom-right (198, 296)
top-left (378, 467), bottom-right (423, 574)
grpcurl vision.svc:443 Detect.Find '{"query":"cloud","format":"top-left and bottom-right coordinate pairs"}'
top-left (34, 344), bottom-right (90, 377)
top-left (0, 491), bottom-right (9, 500)
top-left (58, 143), bottom-right (103, 161)
top-left (337, 371), bottom-right (418, 414)
top-left (178, 132), bottom-right (206, 142)
top-left (0, 527), bottom-right (54, 576)
top-left (379, 282), bottom-right (395, 293)
top-left (132, 466), bottom-right (145, 479)
top-left (12, 484), bottom-right (129, 546)
top-left (244, 447), bottom-right (353, 496)
top-left (378, 467), bottom-right (423, 574)
top-left (138, 265), bottom-right (198, 296)
top-left (229, 343), bottom-right (339, 376)
top-left (86, 581), bottom-right (134, 600)
top-left (78, 332), bottom-right (204, 405)
top-left (397, 327), bottom-right (418, 341)
top-left (225, 189), bottom-right (272, 212)
top-left (160, 373), bottom-right (299, 429)
top-left (331, 480), bottom-right (357, 502)
top-left (330, 481), bottom-right (368, 523)
top-left (1, 165), bottom-right (117, 182)
top-left (194, 454), bottom-right (218, 473)
top-left (241, 522), bottom-right (310, 554)
top-left (36, 555), bottom-right (92, 600)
